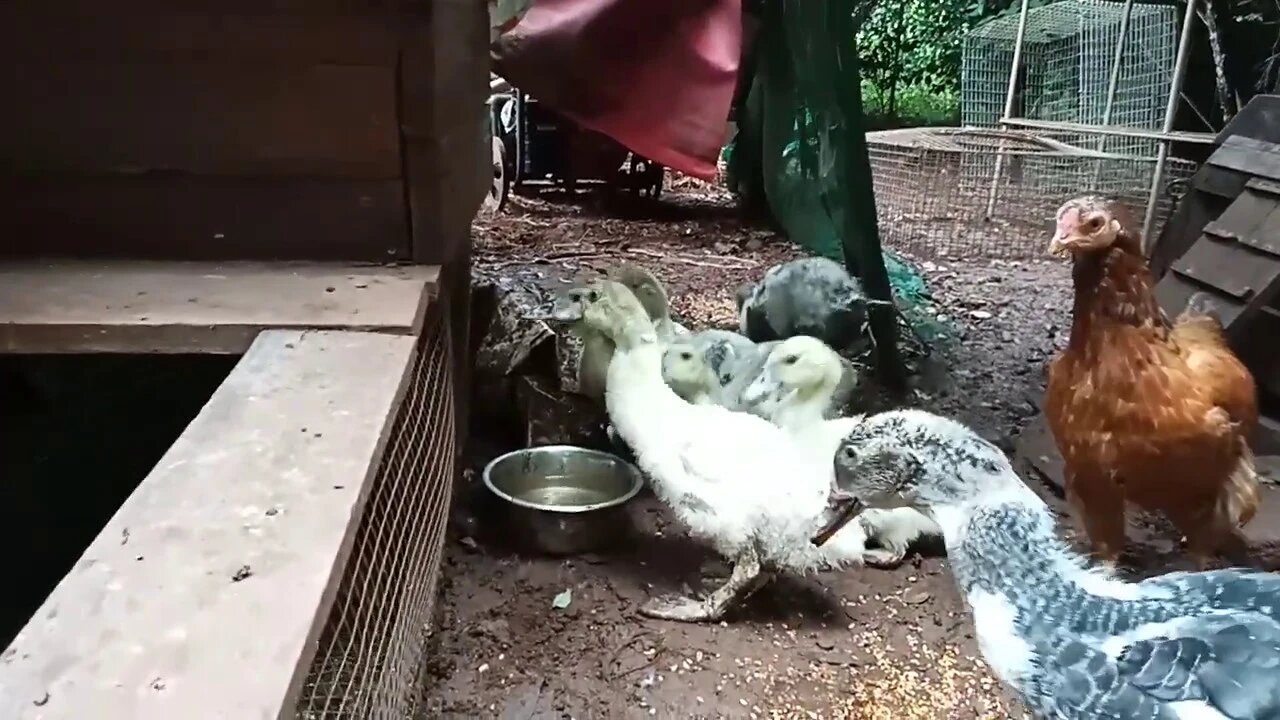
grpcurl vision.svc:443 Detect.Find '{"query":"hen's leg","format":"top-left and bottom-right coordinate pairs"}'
top-left (1068, 473), bottom-right (1126, 567)
top-left (1168, 504), bottom-right (1256, 570)
top-left (640, 545), bottom-right (769, 623)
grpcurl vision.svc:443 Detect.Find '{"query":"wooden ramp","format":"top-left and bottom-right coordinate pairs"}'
top-left (0, 330), bottom-right (418, 720)
top-left (0, 260), bottom-right (439, 354)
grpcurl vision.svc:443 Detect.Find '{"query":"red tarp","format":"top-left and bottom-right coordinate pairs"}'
top-left (492, 0), bottom-right (743, 182)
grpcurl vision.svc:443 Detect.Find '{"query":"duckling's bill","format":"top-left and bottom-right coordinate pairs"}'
top-left (811, 493), bottom-right (865, 547)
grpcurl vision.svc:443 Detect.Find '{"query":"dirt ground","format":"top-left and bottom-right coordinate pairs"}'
top-left (419, 177), bottom-right (1269, 719)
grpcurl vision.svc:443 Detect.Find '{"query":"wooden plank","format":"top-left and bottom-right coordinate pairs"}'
top-left (1206, 135), bottom-right (1280, 183)
top-left (0, 61), bottom-right (401, 177)
top-left (1170, 235), bottom-right (1280, 304)
top-left (0, 329), bottom-right (418, 720)
top-left (1202, 186), bottom-right (1280, 258)
top-left (998, 116), bottom-right (1216, 144)
top-left (0, 177), bottom-right (409, 261)
top-left (0, 10), bottom-right (400, 65)
top-left (1191, 166), bottom-right (1249, 199)
top-left (400, 0), bottom-right (491, 264)
top-left (0, 261), bottom-right (438, 354)
top-left (1236, 306), bottom-right (1280, 401)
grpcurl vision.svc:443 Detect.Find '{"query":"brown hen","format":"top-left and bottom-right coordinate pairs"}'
top-left (1044, 196), bottom-right (1259, 569)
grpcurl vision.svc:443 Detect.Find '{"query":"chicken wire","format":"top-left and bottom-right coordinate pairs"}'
top-left (962, 0), bottom-right (1177, 157)
top-left (296, 305), bottom-right (457, 720)
top-left (868, 127), bottom-right (1197, 260)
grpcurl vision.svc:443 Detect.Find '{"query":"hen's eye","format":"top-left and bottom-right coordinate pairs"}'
top-left (679, 351), bottom-right (693, 361)
top-left (1085, 216), bottom-right (1104, 231)
top-left (783, 355), bottom-right (799, 365)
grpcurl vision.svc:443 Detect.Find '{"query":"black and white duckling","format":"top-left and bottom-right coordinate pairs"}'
top-left (580, 279), bottom-right (881, 623)
top-left (815, 408), bottom-right (1280, 719)
top-left (742, 337), bottom-right (940, 568)
top-left (609, 263), bottom-right (689, 340)
top-left (735, 256), bottom-right (867, 352)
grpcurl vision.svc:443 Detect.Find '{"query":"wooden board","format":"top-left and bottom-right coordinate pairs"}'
top-left (0, 10), bottom-right (401, 65)
top-left (0, 61), bottom-right (400, 178)
top-left (1169, 235), bottom-right (1280, 305)
top-left (400, 0), bottom-right (491, 265)
top-left (0, 177), bottom-right (409, 261)
top-left (1206, 136), bottom-right (1280, 183)
top-left (0, 329), bottom-right (417, 720)
top-left (0, 261), bottom-right (438, 354)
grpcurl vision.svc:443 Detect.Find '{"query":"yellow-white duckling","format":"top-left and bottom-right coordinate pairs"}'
top-left (661, 329), bottom-right (760, 406)
top-left (661, 340), bottom-right (719, 406)
top-left (609, 263), bottom-right (689, 340)
top-left (550, 283), bottom-right (614, 400)
top-left (581, 280), bottom-right (880, 623)
top-left (741, 336), bottom-right (943, 568)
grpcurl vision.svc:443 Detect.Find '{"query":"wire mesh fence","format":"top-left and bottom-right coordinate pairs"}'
top-left (296, 305), bottom-right (457, 720)
top-left (962, 0), bottom-right (1177, 156)
top-left (868, 127), bottom-right (1197, 260)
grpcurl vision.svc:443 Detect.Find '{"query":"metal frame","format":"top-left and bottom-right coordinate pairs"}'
top-left (989, 0), bottom-right (1214, 248)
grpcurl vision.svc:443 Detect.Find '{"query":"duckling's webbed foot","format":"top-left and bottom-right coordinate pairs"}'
top-left (856, 509), bottom-right (914, 569)
top-left (639, 547), bottom-right (768, 623)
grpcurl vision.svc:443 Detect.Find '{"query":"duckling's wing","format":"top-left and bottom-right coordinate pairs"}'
top-left (675, 407), bottom-right (821, 501)
top-left (1037, 612), bottom-right (1280, 719)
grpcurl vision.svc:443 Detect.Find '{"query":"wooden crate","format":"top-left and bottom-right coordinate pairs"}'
top-left (0, 1), bottom-right (489, 267)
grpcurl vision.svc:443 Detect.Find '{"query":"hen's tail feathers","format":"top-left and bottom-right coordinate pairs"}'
top-left (1171, 312), bottom-right (1229, 347)
top-left (1220, 443), bottom-right (1260, 529)
top-left (1179, 291), bottom-right (1225, 326)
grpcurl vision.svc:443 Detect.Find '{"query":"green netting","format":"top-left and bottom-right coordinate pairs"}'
top-left (725, 0), bottom-right (956, 353)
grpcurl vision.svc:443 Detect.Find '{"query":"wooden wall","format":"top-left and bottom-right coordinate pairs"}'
top-left (0, 1), bottom-right (491, 266)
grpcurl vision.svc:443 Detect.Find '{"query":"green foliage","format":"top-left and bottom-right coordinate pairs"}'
top-left (862, 82), bottom-right (960, 129)
top-left (852, 0), bottom-right (1019, 126)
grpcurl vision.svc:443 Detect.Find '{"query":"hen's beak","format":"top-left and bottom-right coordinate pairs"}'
top-left (1047, 232), bottom-right (1082, 257)
top-left (811, 494), bottom-right (865, 547)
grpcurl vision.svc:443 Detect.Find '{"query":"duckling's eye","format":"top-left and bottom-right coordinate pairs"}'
top-left (783, 355), bottom-right (799, 365)
top-left (841, 446), bottom-right (857, 461)
top-left (679, 351), bottom-right (693, 361)
top-left (569, 291), bottom-right (581, 302)
top-left (586, 290), bottom-right (599, 302)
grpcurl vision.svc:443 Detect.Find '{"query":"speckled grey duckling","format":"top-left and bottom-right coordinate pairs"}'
top-left (736, 256), bottom-right (868, 352)
top-left (814, 408), bottom-right (1280, 719)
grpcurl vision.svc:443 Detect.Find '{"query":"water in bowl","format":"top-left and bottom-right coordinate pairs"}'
top-left (517, 484), bottom-right (616, 508)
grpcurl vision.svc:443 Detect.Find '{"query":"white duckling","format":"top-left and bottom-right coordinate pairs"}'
top-left (816, 408), bottom-right (1280, 719)
top-left (741, 336), bottom-right (940, 568)
top-left (581, 279), bottom-right (879, 623)
top-left (609, 263), bottom-right (689, 340)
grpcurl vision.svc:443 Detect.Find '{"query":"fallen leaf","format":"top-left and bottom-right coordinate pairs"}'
top-left (552, 589), bottom-right (573, 609)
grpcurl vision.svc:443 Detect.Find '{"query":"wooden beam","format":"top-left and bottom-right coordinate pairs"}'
top-left (0, 261), bottom-right (438, 354)
top-left (0, 329), bottom-right (418, 720)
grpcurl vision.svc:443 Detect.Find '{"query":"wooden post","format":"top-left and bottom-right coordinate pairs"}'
top-left (826, 0), bottom-right (905, 390)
